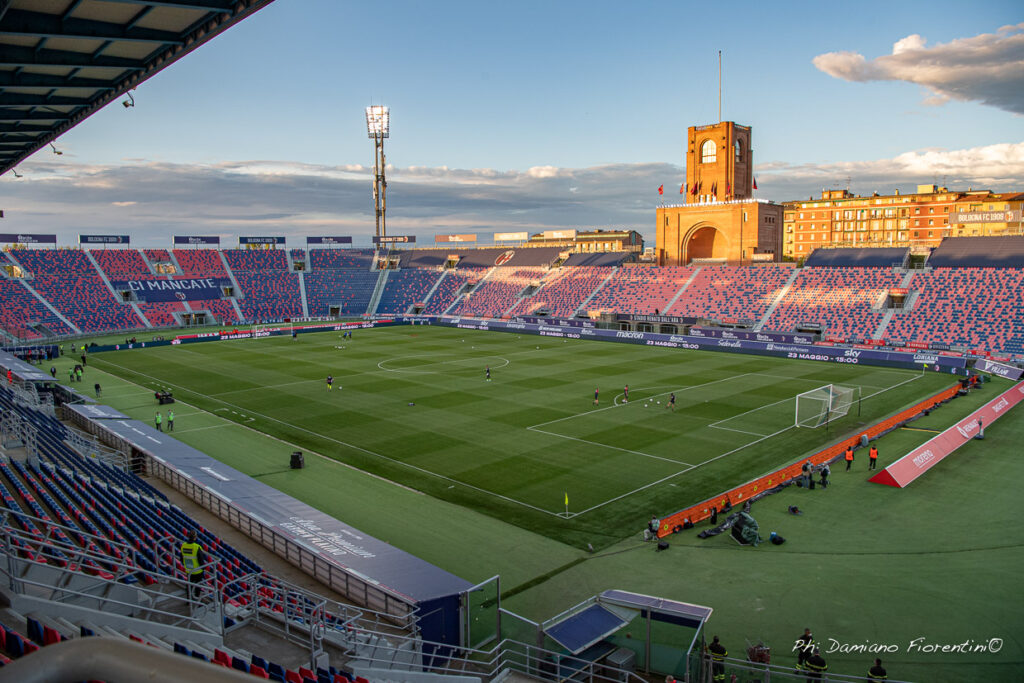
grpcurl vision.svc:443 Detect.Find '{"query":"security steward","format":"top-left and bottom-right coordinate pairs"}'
top-left (869, 445), bottom-right (879, 470)
top-left (795, 628), bottom-right (814, 670)
top-left (804, 648), bottom-right (828, 680)
top-left (706, 635), bottom-right (727, 682)
top-left (180, 529), bottom-right (208, 599)
top-left (845, 446), bottom-right (854, 471)
top-left (867, 658), bottom-right (888, 681)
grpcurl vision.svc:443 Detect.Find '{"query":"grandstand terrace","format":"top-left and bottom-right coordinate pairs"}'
top-left (376, 270), bottom-right (443, 315)
top-left (763, 266), bottom-right (904, 339)
top-left (172, 249), bottom-right (227, 276)
top-left (305, 269), bottom-right (380, 317)
top-left (310, 248), bottom-right (376, 270)
top-left (450, 267), bottom-right (548, 318)
top-left (586, 265), bottom-right (697, 315)
top-left (507, 266), bottom-right (612, 317)
top-left (667, 264), bottom-right (793, 321)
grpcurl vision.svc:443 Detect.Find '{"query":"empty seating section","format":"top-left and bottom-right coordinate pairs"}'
top-left (0, 279), bottom-right (74, 339)
top-left (136, 302), bottom-right (186, 327)
top-left (172, 249), bottom-right (226, 276)
top-left (763, 267), bottom-right (903, 338)
top-left (421, 269), bottom-right (486, 314)
top-left (803, 247), bottom-right (908, 268)
top-left (10, 249), bottom-right (95, 275)
top-left (144, 248), bottom-right (171, 262)
top-left (304, 271), bottom-right (379, 317)
top-left (561, 252), bottom-right (629, 267)
top-left (886, 268), bottom-right (1024, 353)
top-left (90, 249), bottom-right (152, 278)
top-left (667, 266), bottom-right (791, 321)
top-left (29, 273), bottom-right (143, 333)
top-left (451, 267), bottom-right (547, 317)
top-left (927, 236), bottom-right (1024, 268)
top-left (310, 249), bottom-right (375, 270)
top-left (190, 298), bottom-right (240, 324)
top-left (233, 271), bottom-right (302, 322)
top-left (223, 249), bottom-right (289, 272)
top-left (508, 267), bottom-right (611, 317)
top-left (588, 266), bottom-right (696, 315)
top-left (376, 270), bottom-right (443, 315)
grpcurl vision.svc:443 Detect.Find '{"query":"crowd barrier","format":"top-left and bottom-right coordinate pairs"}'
top-left (655, 382), bottom-right (963, 537)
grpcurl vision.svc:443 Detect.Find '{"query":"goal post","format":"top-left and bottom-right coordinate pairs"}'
top-left (795, 384), bottom-right (859, 428)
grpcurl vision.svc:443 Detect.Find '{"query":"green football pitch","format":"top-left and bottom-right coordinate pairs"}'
top-left (87, 324), bottom-right (953, 548)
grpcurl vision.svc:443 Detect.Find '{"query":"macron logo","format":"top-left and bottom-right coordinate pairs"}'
top-left (912, 450), bottom-right (935, 468)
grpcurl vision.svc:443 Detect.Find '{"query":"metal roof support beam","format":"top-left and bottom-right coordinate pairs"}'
top-left (0, 72), bottom-right (116, 90)
top-left (0, 110), bottom-right (71, 121)
top-left (0, 45), bottom-right (146, 70)
top-left (0, 93), bottom-right (95, 107)
top-left (0, 9), bottom-right (186, 45)
top-left (0, 122), bottom-right (51, 133)
top-left (98, 0), bottom-right (234, 12)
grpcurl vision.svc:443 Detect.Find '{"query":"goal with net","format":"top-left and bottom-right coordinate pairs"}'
top-left (794, 384), bottom-right (858, 428)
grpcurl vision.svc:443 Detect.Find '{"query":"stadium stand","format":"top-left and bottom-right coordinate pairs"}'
top-left (143, 249), bottom-right (173, 266)
top-left (10, 250), bottom-right (144, 333)
top-left (0, 279), bottom-right (75, 339)
top-left (398, 247), bottom-right (562, 270)
top-left (90, 249), bottom-right (152, 278)
top-left (309, 249), bottom-right (375, 270)
top-left (233, 271), bottom-right (303, 322)
top-left (289, 248), bottom-right (306, 263)
top-left (421, 268), bottom-right (487, 315)
top-left (507, 266), bottom-right (612, 317)
top-left (223, 249), bottom-right (289, 272)
top-left (803, 247), bottom-right (908, 268)
top-left (586, 265), bottom-right (696, 315)
top-left (304, 270), bottom-right (379, 317)
top-left (450, 267), bottom-right (547, 318)
top-left (375, 270), bottom-right (444, 315)
top-left (926, 235), bottom-right (1024, 268)
top-left (173, 249), bottom-right (227, 276)
top-left (762, 267), bottom-right (904, 338)
top-left (886, 268), bottom-right (1024, 354)
top-left (667, 265), bottom-right (792, 321)
top-left (561, 252), bottom-right (630, 267)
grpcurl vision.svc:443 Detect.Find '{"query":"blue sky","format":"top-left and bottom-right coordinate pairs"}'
top-left (4, 0), bottom-right (1023, 245)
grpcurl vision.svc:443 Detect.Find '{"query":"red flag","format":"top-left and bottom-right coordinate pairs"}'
top-left (679, 183), bottom-right (685, 194)
top-left (753, 177), bottom-right (758, 190)
top-left (726, 182), bottom-right (731, 195)
top-left (690, 182), bottom-right (697, 195)
top-left (657, 185), bottom-right (663, 195)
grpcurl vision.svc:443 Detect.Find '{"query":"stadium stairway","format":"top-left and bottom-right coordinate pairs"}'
top-left (418, 270), bottom-right (449, 312)
top-left (364, 269), bottom-right (389, 316)
top-left (754, 268), bottom-right (800, 330)
top-left (571, 266), bottom-right (618, 317)
top-left (298, 271), bottom-right (310, 318)
top-left (661, 266), bottom-right (702, 313)
top-left (871, 269), bottom-right (916, 340)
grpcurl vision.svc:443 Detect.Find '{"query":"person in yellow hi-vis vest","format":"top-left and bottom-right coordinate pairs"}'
top-left (180, 529), bottom-right (208, 599)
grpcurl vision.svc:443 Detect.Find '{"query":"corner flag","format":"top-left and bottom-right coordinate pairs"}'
top-left (564, 492), bottom-right (569, 506)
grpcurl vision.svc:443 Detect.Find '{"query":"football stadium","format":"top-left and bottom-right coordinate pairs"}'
top-left (0, 3), bottom-right (1022, 683)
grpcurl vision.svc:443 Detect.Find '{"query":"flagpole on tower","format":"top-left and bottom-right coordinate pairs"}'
top-left (718, 50), bottom-right (722, 123)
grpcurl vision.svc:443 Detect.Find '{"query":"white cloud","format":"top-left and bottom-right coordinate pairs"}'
top-left (4, 143), bottom-right (1021, 247)
top-left (813, 24), bottom-right (1024, 114)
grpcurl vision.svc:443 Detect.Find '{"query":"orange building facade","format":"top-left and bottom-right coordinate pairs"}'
top-left (781, 186), bottom-right (1024, 259)
top-left (656, 121), bottom-right (783, 265)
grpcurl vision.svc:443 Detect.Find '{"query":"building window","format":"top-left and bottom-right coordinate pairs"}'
top-left (701, 140), bottom-right (716, 163)
top-left (735, 140), bottom-right (742, 161)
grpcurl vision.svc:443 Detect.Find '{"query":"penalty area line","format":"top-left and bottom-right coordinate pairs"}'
top-left (91, 356), bottom-right (570, 519)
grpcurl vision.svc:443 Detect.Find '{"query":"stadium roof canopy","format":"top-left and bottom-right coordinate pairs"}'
top-left (0, 0), bottom-right (276, 176)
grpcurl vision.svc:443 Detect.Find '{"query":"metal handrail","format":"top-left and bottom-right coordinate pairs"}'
top-left (0, 637), bottom-right (254, 683)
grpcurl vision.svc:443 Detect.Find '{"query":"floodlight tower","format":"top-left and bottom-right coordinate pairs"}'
top-left (366, 105), bottom-right (390, 238)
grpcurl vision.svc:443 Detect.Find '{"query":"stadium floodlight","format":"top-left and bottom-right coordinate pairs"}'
top-left (123, 91), bottom-right (135, 108)
top-left (365, 105), bottom-right (390, 139)
top-left (49, 142), bottom-right (63, 156)
top-left (794, 384), bottom-right (859, 429)
top-left (367, 105), bottom-right (390, 238)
